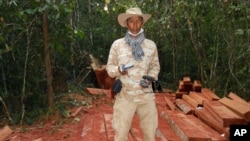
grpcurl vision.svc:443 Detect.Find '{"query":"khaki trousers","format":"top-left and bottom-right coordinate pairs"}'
top-left (112, 96), bottom-right (158, 141)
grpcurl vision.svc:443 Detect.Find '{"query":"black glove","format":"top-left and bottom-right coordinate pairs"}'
top-left (140, 79), bottom-right (149, 88)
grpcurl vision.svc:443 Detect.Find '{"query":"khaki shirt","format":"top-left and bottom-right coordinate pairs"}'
top-left (106, 37), bottom-right (160, 102)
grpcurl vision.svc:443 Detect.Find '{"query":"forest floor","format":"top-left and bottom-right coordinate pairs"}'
top-left (2, 89), bottom-right (228, 141)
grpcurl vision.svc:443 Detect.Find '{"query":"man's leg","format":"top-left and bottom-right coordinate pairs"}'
top-left (112, 97), bottom-right (136, 141)
top-left (136, 99), bottom-right (158, 141)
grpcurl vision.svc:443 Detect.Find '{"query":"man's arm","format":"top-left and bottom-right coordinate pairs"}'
top-left (147, 44), bottom-right (160, 80)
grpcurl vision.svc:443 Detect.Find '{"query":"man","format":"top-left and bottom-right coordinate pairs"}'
top-left (106, 7), bottom-right (160, 141)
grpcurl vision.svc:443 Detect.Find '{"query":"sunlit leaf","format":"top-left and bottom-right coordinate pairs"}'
top-left (235, 29), bottom-right (244, 35)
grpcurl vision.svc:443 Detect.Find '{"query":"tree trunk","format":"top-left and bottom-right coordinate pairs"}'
top-left (41, 0), bottom-right (54, 110)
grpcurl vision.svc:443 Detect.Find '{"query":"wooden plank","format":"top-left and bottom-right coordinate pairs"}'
top-left (93, 114), bottom-right (108, 141)
top-left (81, 114), bottom-right (108, 141)
top-left (85, 88), bottom-right (107, 95)
top-left (156, 93), bottom-right (170, 111)
top-left (155, 129), bottom-right (168, 141)
top-left (201, 88), bottom-right (220, 101)
top-left (0, 125), bottom-right (13, 141)
top-left (183, 76), bottom-right (192, 84)
top-left (175, 90), bottom-right (187, 99)
top-left (228, 92), bottom-right (250, 106)
top-left (193, 80), bottom-right (202, 92)
top-left (189, 91), bottom-right (208, 106)
top-left (175, 99), bottom-right (194, 114)
top-left (164, 96), bottom-right (176, 110)
top-left (81, 114), bottom-right (94, 141)
top-left (103, 114), bottom-right (114, 141)
top-left (161, 110), bottom-right (212, 141)
top-left (157, 115), bottom-right (182, 141)
top-left (188, 111), bottom-right (228, 141)
top-left (70, 106), bottom-right (84, 118)
top-left (203, 101), bottom-right (224, 126)
top-left (182, 94), bottom-right (201, 108)
top-left (219, 97), bottom-right (250, 122)
top-left (195, 108), bottom-right (227, 135)
top-left (85, 88), bottom-right (113, 99)
top-left (204, 101), bottom-right (248, 127)
top-left (178, 80), bottom-right (193, 92)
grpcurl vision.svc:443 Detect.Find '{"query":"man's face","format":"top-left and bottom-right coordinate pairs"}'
top-left (126, 16), bottom-right (143, 35)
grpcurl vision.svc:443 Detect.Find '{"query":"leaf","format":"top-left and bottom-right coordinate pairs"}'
top-left (246, 29), bottom-right (250, 35)
top-left (74, 29), bottom-right (85, 39)
top-left (62, 110), bottom-right (70, 118)
top-left (25, 9), bottom-right (35, 14)
top-left (53, 4), bottom-right (59, 11)
top-left (235, 29), bottom-right (244, 35)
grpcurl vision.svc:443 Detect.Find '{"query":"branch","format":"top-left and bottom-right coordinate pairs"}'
top-left (0, 96), bottom-right (14, 125)
top-left (114, 0), bottom-right (128, 8)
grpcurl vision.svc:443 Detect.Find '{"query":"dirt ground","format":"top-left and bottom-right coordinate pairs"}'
top-left (2, 91), bottom-right (226, 141)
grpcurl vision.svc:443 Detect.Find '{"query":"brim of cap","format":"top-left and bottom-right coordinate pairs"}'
top-left (117, 13), bottom-right (151, 27)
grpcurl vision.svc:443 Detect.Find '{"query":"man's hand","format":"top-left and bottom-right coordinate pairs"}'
top-left (118, 64), bottom-right (134, 75)
top-left (140, 79), bottom-right (150, 88)
top-left (140, 75), bottom-right (155, 88)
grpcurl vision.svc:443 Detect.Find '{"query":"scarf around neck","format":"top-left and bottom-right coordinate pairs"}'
top-left (124, 29), bottom-right (145, 61)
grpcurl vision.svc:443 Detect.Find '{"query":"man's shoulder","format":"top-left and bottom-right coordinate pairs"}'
top-left (144, 38), bottom-right (155, 43)
top-left (113, 38), bottom-right (125, 43)
top-left (143, 38), bottom-right (156, 47)
top-left (111, 38), bottom-right (126, 49)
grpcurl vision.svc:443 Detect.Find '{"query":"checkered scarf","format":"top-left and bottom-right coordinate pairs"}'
top-left (124, 32), bottom-right (145, 61)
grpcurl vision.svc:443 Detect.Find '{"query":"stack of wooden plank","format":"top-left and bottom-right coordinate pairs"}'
top-left (169, 77), bottom-right (250, 140)
top-left (176, 76), bottom-right (202, 98)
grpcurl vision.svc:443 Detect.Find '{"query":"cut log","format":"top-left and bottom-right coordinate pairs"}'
top-left (81, 114), bottom-right (108, 141)
top-left (193, 80), bottom-right (202, 92)
top-left (92, 66), bottom-right (115, 90)
top-left (175, 90), bottom-right (187, 99)
top-left (164, 96), bottom-right (176, 110)
top-left (228, 92), bottom-right (250, 106)
top-left (175, 99), bottom-right (194, 114)
top-left (183, 76), bottom-right (192, 84)
top-left (89, 54), bottom-right (115, 95)
top-left (161, 110), bottom-right (227, 141)
top-left (103, 114), bottom-right (115, 141)
top-left (157, 117), bottom-right (182, 141)
top-left (178, 80), bottom-right (193, 92)
top-left (189, 91), bottom-right (208, 106)
top-left (0, 125), bottom-right (13, 141)
top-left (219, 97), bottom-right (250, 122)
top-left (155, 129), bottom-right (169, 141)
top-left (204, 101), bottom-right (248, 127)
top-left (201, 88), bottom-right (220, 101)
top-left (195, 108), bottom-right (227, 135)
top-left (182, 94), bottom-right (201, 108)
top-left (85, 88), bottom-right (108, 95)
top-left (187, 111), bottom-right (227, 141)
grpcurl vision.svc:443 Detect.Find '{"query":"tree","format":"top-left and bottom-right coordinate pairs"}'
top-left (41, 0), bottom-right (54, 111)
